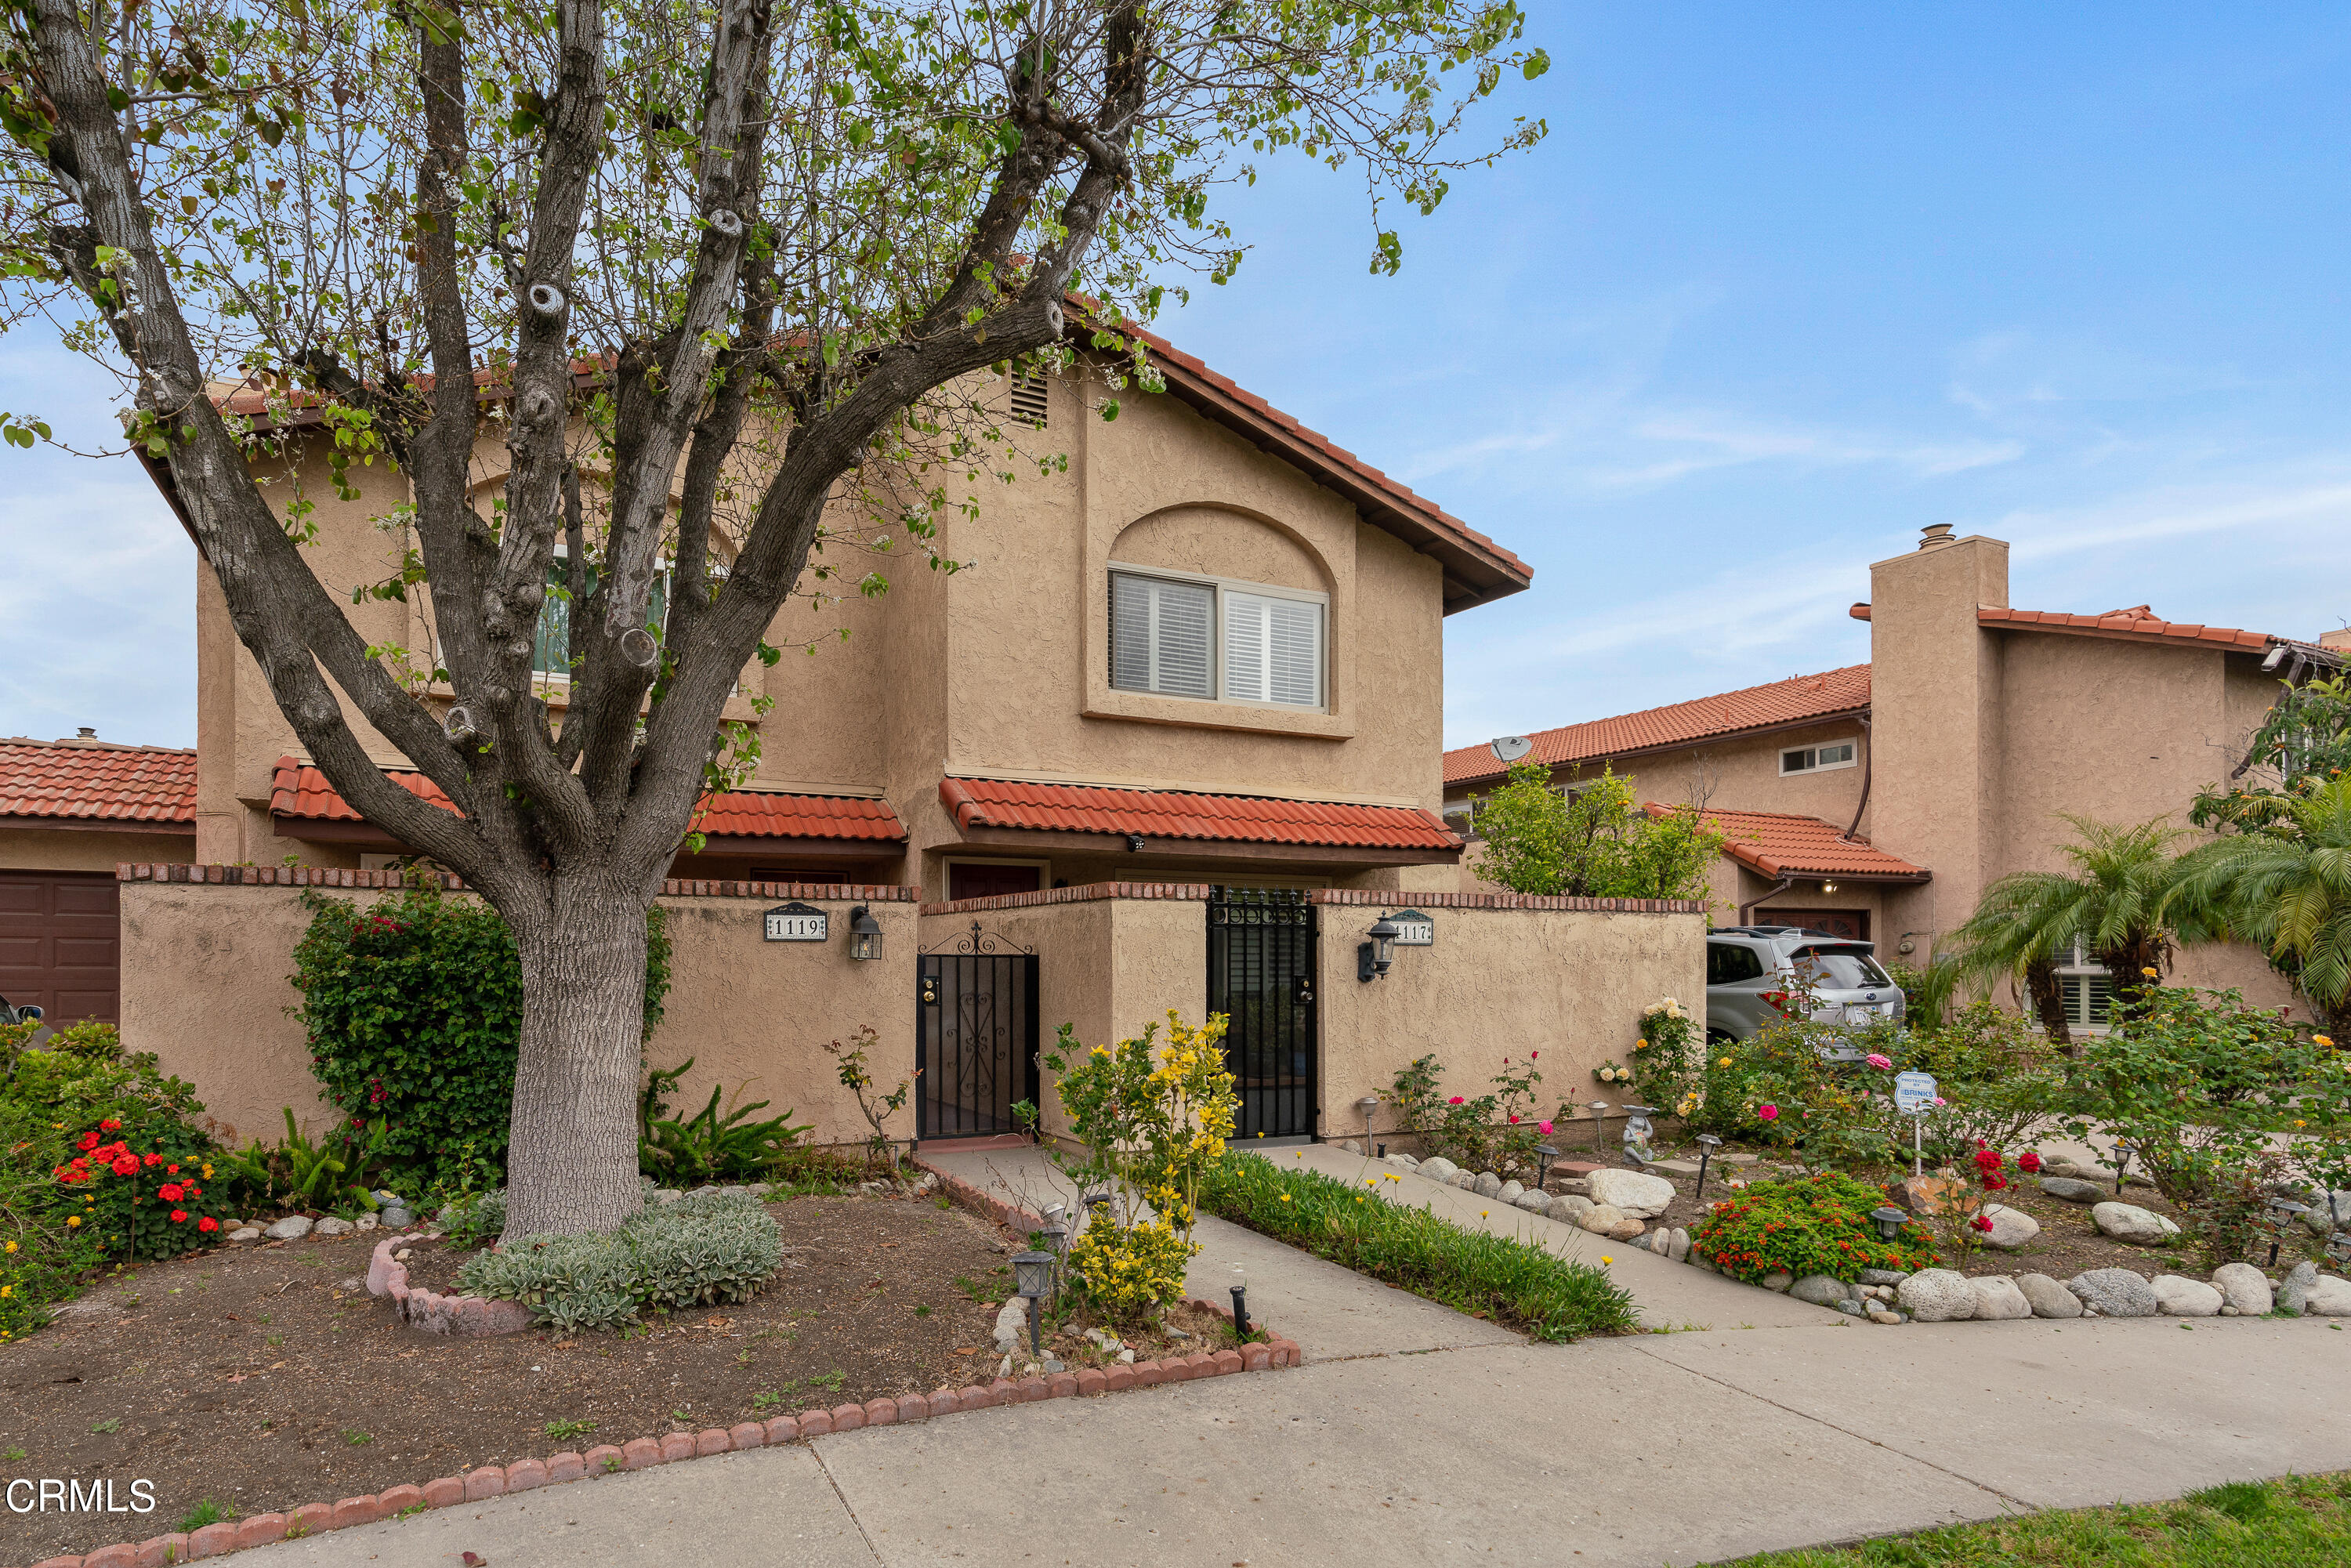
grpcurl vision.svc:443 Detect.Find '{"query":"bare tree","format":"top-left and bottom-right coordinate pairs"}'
top-left (0, 0), bottom-right (1547, 1235)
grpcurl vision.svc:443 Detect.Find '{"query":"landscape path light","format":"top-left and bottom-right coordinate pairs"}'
top-left (1534, 1144), bottom-right (1559, 1193)
top-left (1869, 1206), bottom-right (1911, 1244)
top-left (2266, 1199), bottom-right (2311, 1268)
top-left (1356, 1093), bottom-right (1382, 1146)
top-left (1010, 1249), bottom-right (1055, 1360)
top-left (1585, 1101), bottom-right (1610, 1150)
top-left (1694, 1133), bottom-right (1722, 1201)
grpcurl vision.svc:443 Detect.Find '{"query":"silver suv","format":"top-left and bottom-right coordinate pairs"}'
top-left (1705, 926), bottom-right (1904, 1045)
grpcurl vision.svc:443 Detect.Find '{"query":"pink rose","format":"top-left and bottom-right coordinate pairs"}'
top-left (1447, 1096), bottom-right (1465, 1106)
top-left (1757, 1104), bottom-right (1779, 1121)
top-left (1865, 1053), bottom-right (1892, 1070)
top-left (1538, 1121), bottom-right (1553, 1135)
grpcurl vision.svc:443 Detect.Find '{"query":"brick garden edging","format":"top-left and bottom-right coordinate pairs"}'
top-left (29, 1172), bottom-right (1302, 1568)
top-left (365, 1233), bottom-right (534, 1337)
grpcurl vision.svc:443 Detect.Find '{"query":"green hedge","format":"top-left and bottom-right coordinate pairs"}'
top-left (291, 883), bottom-right (671, 1191)
top-left (1197, 1153), bottom-right (1638, 1342)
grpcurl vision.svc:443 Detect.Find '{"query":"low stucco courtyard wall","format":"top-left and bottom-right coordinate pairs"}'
top-left (116, 864), bottom-right (919, 1149)
top-left (1313, 889), bottom-right (1707, 1145)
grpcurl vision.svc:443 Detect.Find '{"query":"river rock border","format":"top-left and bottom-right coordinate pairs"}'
top-left (31, 1168), bottom-right (1302, 1568)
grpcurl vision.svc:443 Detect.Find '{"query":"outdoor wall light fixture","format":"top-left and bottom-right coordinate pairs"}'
top-left (1694, 1133), bottom-right (1722, 1200)
top-left (1357, 916), bottom-right (1401, 983)
top-left (2266, 1199), bottom-right (2311, 1267)
top-left (847, 905), bottom-right (882, 961)
top-left (1869, 1205), bottom-right (1911, 1243)
top-left (1010, 1249), bottom-right (1055, 1358)
top-left (1820, 881), bottom-right (1839, 893)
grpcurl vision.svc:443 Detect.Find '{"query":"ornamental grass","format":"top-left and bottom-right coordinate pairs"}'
top-left (1197, 1153), bottom-right (1637, 1342)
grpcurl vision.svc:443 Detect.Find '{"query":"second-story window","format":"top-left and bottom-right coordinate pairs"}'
top-left (1780, 738), bottom-right (1857, 776)
top-left (1109, 566), bottom-right (1326, 709)
top-left (534, 559), bottom-right (668, 680)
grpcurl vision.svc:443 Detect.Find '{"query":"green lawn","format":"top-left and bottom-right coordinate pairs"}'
top-left (1725, 1474), bottom-right (2351, 1566)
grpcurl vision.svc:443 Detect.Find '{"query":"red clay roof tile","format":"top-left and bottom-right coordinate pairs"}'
top-left (940, 777), bottom-right (1459, 851)
top-left (0, 738), bottom-right (197, 827)
top-left (1978, 606), bottom-right (2274, 653)
top-left (269, 758), bottom-right (903, 841)
top-left (1444, 665), bottom-right (1872, 788)
top-left (1647, 803), bottom-right (1929, 882)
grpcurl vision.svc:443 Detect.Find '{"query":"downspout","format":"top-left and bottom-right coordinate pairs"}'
top-left (1738, 873), bottom-right (1795, 926)
top-left (1839, 715), bottom-right (1874, 843)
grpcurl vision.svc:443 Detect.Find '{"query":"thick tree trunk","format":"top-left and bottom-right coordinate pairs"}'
top-left (502, 878), bottom-right (650, 1238)
top-left (2023, 958), bottom-right (2073, 1053)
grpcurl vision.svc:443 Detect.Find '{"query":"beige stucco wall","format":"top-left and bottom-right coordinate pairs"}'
top-left (1316, 903), bottom-right (1707, 1143)
top-left (119, 878), bottom-right (922, 1152)
top-left (0, 826), bottom-right (194, 873)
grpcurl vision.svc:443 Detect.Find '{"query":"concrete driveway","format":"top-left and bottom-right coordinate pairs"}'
top-left (232, 1148), bottom-right (2351, 1568)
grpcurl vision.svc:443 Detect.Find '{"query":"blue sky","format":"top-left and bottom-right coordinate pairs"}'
top-left (5, 4), bottom-right (2349, 752)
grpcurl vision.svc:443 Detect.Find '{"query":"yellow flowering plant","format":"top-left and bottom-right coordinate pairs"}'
top-left (1041, 1012), bottom-right (1240, 1323)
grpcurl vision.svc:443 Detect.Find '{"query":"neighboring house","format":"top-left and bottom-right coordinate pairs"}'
top-left (1444, 524), bottom-right (2349, 1025)
top-left (0, 735), bottom-right (196, 1023)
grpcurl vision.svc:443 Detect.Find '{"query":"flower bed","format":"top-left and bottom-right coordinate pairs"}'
top-left (1198, 1151), bottom-right (1637, 1342)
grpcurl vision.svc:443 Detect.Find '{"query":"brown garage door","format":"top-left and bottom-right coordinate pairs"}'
top-left (0, 870), bottom-right (121, 1025)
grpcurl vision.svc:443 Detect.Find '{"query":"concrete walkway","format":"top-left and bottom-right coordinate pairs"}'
top-left (237, 1151), bottom-right (2351, 1568)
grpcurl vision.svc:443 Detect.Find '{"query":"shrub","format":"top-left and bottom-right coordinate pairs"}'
top-left (1690, 1171), bottom-right (1940, 1284)
top-left (1469, 759), bottom-right (1725, 900)
top-left (1631, 997), bottom-right (1701, 1115)
top-left (219, 1107), bottom-right (386, 1216)
top-left (1198, 1153), bottom-right (1637, 1342)
top-left (458, 1190), bottom-right (781, 1333)
top-left (636, 1059), bottom-right (811, 1184)
top-left (2061, 984), bottom-right (2351, 1266)
top-left (1043, 1012), bottom-right (1238, 1320)
top-left (291, 882), bottom-right (672, 1193)
top-left (1386, 1052), bottom-right (1562, 1180)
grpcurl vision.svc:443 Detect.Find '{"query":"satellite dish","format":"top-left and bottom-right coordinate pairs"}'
top-left (1489, 735), bottom-right (1533, 764)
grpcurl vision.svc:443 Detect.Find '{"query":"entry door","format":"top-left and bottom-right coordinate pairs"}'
top-left (1207, 886), bottom-right (1317, 1139)
top-left (0, 871), bottom-right (119, 1024)
top-left (916, 949), bottom-right (1039, 1138)
top-left (1757, 907), bottom-right (1869, 942)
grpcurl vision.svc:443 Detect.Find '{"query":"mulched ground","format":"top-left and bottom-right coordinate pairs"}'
top-left (0, 1193), bottom-right (1023, 1563)
top-left (1574, 1139), bottom-right (2329, 1283)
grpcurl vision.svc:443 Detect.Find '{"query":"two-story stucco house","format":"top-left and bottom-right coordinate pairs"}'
top-left (1443, 524), bottom-right (2349, 1028)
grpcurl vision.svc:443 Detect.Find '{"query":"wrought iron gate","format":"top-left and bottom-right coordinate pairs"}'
top-left (917, 923), bottom-right (1038, 1139)
top-left (1207, 887), bottom-right (1317, 1139)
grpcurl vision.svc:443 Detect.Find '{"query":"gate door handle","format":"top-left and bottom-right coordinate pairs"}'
top-left (918, 975), bottom-right (940, 1005)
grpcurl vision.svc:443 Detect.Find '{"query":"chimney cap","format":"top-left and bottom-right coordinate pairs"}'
top-left (1917, 523), bottom-right (1956, 550)
top-left (74, 727), bottom-right (95, 739)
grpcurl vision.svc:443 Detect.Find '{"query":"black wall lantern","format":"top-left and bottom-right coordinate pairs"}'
top-left (847, 904), bottom-right (882, 961)
top-left (1357, 915), bottom-right (1401, 983)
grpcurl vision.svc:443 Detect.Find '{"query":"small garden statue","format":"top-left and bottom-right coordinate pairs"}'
top-left (1620, 1103), bottom-right (1660, 1167)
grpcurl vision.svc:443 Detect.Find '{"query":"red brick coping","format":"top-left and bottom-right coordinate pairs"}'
top-left (31, 1176), bottom-right (1300, 1568)
top-left (114, 863), bottom-right (921, 902)
top-left (1310, 887), bottom-right (1706, 914)
top-left (366, 1233), bottom-right (533, 1337)
top-left (919, 880), bottom-right (1212, 915)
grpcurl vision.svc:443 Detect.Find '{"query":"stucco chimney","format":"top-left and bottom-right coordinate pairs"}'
top-left (2322, 628), bottom-right (2351, 653)
top-left (1865, 531), bottom-right (2010, 955)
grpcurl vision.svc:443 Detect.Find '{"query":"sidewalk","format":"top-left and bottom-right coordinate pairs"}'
top-left (234, 1150), bottom-right (2351, 1568)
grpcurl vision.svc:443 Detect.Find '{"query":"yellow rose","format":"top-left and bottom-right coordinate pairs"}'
top-left (2141, 967), bottom-right (2158, 978)
top-left (1719, 1057), bottom-right (1732, 1068)
top-left (2318, 1035), bottom-right (2336, 1048)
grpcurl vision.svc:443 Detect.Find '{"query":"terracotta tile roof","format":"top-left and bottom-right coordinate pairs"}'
top-left (0, 738), bottom-right (197, 827)
top-left (269, 757), bottom-right (904, 841)
top-left (940, 777), bottom-right (1461, 851)
top-left (1977, 605), bottom-right (2275, 653)
top-left (1647, 803), bottom-right (1929, 882)
top-left (1443, 664), bottom-right (1872, 788)
top-left (1092, 309), bottom-right (1532, 613)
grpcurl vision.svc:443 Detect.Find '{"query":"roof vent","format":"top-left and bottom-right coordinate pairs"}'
top-left (1917, 523), bottom-right (1955, 551)
top-left (77, 726), bottom-right (95, 739)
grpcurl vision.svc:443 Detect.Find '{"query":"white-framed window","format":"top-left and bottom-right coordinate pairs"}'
top-left (2054, 940), bottom-right (2113, 1032)
top-left (1780, 738), bottom-right (1858, 776)
top-left (1108, 564), bottom-right (1327, 711)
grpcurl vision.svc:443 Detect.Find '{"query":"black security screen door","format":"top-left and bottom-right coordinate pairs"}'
top-left (1208, 887), bottom-right (1317, 1139)
top-left (917, 931), bottom-right (1039, 1139)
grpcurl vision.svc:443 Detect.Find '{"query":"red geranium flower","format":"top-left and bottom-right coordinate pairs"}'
top-left (166, 1164), bottom-right (179, 1175)
top-left (78, 1131), bottom-right (100, 1152)
top-left (110, 1157), bottom-right (139, 1176)
top-left (198, 1215), bottom-right (219, 1233)
top-left (170, 1209), bottom-right (189, 1223)
top-left (143, 1153), bottom-right (163, 1168)
top-left (158, 1183), bottom-right (185, 1202)
top-left (100, 1118), bottom-right (121, 1131)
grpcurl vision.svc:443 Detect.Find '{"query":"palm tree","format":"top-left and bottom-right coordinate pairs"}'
top-left (1941, 816), bottom-right (2219, 1048)
top-left (2172, 775), bottom-right (2351, 1036)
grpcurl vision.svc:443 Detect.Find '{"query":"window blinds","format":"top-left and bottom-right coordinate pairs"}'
top-left (1223, 592), bottom-right (1322, 707)
top-left (1110, 573), bottom-right (1214, 697)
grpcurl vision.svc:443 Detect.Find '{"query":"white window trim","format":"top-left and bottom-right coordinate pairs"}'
top-left (1779, 737), bottom-right (1860, 777)
top-left (532, 551), bottom-right (679, 686)
top-left (2052, 940), bottom-right (2113, 1034)
top-left (1107, 561), bottom-right (1330, 714)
